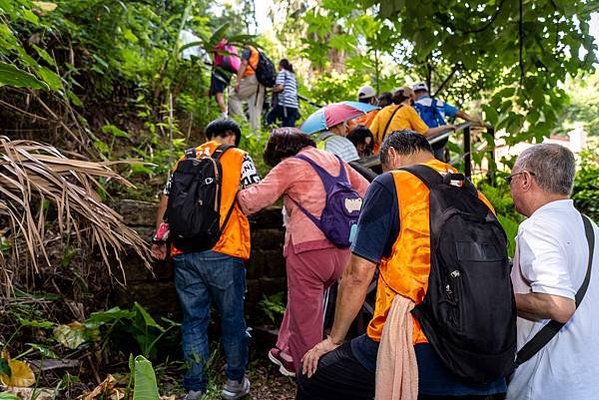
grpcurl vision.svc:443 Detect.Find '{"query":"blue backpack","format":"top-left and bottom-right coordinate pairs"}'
top-left (291, 154), bottom-right (363, 248)
top-left (414, 99), bottom-right (446, 128)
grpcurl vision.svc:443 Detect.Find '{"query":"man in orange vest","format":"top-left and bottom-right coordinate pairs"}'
top-left (151, 119), bottom-right (260, 400)
top-left (228, 46), bottom-right (265, 132)
top-left (298, 131), bottom-right (506, 399)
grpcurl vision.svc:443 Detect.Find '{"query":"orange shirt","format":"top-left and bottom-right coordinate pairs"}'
top-left (369, 104), bottom-right (429, 146)
top-left (169, 141), bottom-right (251, 260)
top-left (348, 109), bottom-right (379, 130)
top-left (242, 46), bottom-right (260, 78)
top-left (367, 159), bottom-right (495, 344)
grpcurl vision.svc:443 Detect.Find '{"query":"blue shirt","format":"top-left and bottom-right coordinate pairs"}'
top-left (417, 95), bottom-right (458, 117)
top-left (349, 173), bottom-right (507, 396)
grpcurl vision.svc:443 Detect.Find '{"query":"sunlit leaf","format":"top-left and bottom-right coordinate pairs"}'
top-left (0, 62), bottom-right (45, 89)
top-left (35, 66), bottom-right (61, 90)
top-left (0, 360), bottom-right (35, 387)
top-left (53, 322), bottom-right (87, 349)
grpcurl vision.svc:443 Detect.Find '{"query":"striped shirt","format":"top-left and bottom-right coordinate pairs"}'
top-left (316, 132), bottom-right (360, 162)
top-left (276, 70), bottom-right (299, 108)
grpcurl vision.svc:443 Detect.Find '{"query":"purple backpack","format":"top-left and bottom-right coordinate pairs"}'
top-left (292, 154), bottom-right (363, 248)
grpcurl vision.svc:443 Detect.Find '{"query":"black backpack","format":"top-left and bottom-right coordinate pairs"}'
top-left (403, 165), bottom-right (516, 384)
top-left (252, 49), bottom-right (277, 87)
top-left (166, 144), bottom-right (236, 253)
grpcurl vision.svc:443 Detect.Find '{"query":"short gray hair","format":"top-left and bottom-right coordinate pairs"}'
top-left (515, 144), bottom-right (576, 195)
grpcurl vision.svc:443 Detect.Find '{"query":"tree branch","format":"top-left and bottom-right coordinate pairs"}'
top-left (460, 0), bottom-right (507, 34)
top-left (519, 0), bottom-right (524, 84)
top-left (433, 64), bottom-right (460, 97)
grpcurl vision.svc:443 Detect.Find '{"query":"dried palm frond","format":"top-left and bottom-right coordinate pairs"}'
top-left (0, 136), bottom-right (151, 295)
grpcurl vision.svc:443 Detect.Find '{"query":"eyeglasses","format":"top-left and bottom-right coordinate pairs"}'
top-left (505, 171), bottom-right (535, 185)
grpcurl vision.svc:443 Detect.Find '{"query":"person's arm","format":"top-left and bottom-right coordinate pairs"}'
top-left (237, 161), bottom-right (293, 215)
top-left (515, 292), bottom-right (575, 323)
top-left (424, 124), bottom-right (455, 139)
top-left (442, 101), bottom-right (482, 126)
top-left (235, 48), bottom-right (251, 91)
top-left (302, 255), bottom-right (376, 377)
top-left (272, 71), bottom-right (286, 93)
top-left (515, 220), bottom-right (577, 323)
top-left (155, 195), bottom-right (168, 231)
top-left (151, 194), bottom-right (169, 260)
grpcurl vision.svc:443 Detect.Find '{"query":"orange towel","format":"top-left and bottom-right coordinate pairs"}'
top-left (375, 295), bottom-right (418, 400)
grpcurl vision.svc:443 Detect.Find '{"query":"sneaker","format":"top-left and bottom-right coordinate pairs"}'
top-left (183, 390), bottom-right (203, 400)
top-left (221, 375), bottom-right (250, 400)
top-left (268, 348), bottom-right (296, 377)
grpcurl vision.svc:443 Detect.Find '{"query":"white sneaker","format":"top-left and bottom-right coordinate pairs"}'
top-left (183, 390), bottom-right (203, 400)
top-left (221, 375), bottom-right (250, 399)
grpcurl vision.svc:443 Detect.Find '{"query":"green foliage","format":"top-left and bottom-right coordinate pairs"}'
top-left (258, 292), bottom-right (286, 324)
top-left (132, 355), bottom-right (160, 400)
top-left (283, 0), bottom-right (597, 150)
top-left (50, 303), bottom-right (177, 360)
top-left (573, 146), bottom-right (599, 221)
top-left (556, 71), bottom-right (599, 137)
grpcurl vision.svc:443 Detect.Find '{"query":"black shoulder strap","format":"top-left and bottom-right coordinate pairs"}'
top-left (383, 104), bottom-right (404, 137)
top-left (184, 147), bottom-right (197, 159)
top-left (399, 164), bottom-right (443, 189)
top-left (212, 144), bottom-right (234, 160)
top-left (212, 143), bottom-right (237, 232)
top-left (515, 214), bottom-right (595, 367)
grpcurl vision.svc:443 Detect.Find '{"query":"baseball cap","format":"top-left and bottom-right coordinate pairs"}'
top-left (412, 82), bottom-right (429, 92)
top-left (357, 85), bottom-right (376, 100)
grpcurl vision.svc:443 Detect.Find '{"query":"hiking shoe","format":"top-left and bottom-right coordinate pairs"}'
top-left (221, 375), bottom-right (250, 399)
top-left (268, 348), bottom-right (296, 377)
top-left (183, 390), bottom-right (203, 400)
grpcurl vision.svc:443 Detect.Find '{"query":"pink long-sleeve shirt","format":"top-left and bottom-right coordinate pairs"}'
top-left (238, 146), bottom-right (369, 255)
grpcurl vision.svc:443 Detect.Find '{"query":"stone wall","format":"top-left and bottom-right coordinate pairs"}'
top-left (113, 199), bottom-right (287, 324)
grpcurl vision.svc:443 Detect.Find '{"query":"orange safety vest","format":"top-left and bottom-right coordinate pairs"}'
top-left (366, 159), bottom-right (495, 344)
top-left (170, 141), bottom-right (251, 260)
top-left (243, 46), bottom-right (260, 78)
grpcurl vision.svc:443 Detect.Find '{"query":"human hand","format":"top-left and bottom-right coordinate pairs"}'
top-left (444, 124), bottom-right (456, 132)
top-left (151, 243), bottom-right (167, 260)
top-left (301, 336), bottom-right (341, 378)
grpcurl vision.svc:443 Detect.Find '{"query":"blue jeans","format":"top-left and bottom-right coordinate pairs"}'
top-left (173, 250), bottom-right (248, 392)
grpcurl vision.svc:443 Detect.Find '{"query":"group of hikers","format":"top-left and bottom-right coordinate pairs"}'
top-left (208, 40), bottom-right (299, 131)
top-left (148, 41), bottom-right (599, 400)
top-left (207, 39), bottom-right (482, 158)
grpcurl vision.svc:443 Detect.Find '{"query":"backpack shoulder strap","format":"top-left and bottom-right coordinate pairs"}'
top-left (399, 164), bottom-right (443, 189)
top-left (515, 213), bottom-right (595, 367)
top-left (212, 144), bottom-right (234, 160)
top-left (383, 104), bottom-right (404, 137)
top-left (296, 153), bottom-right (347, 189)
top-left (184, 147), bottom-right (197, 159)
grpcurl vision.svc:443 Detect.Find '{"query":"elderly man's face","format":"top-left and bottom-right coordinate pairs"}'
top-left (509, 163), bottom-right (534, 216)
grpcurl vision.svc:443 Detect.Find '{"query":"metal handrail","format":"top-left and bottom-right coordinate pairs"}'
top-left (356, 122), bottom-right (495, 180)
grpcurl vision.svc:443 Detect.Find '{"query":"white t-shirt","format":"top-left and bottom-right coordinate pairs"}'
top-left (507, 199), bottom-right (599, 400)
